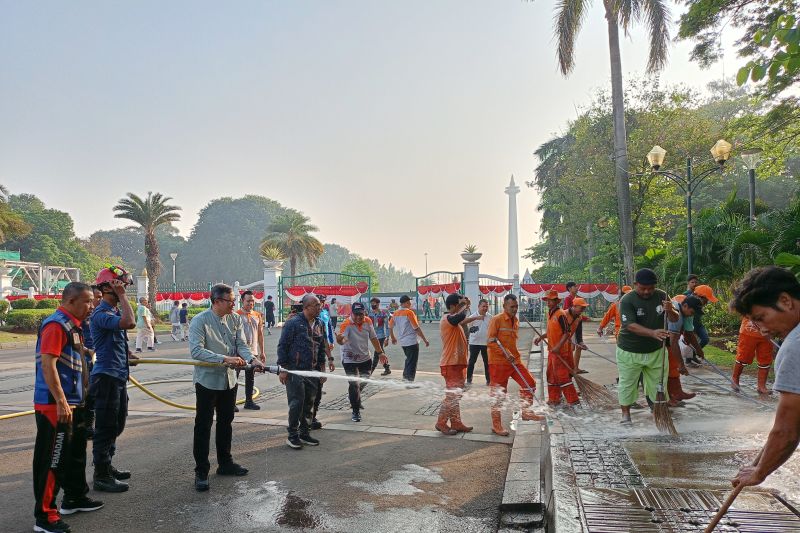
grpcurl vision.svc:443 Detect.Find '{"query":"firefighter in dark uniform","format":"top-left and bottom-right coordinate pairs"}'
top-left (32, 282), bottom-right (103, 533)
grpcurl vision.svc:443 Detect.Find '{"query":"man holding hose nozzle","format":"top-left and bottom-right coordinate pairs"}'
top-left (730, 266), bottom-right (800, 491)
top-left (190, 283), bottom-right (265, 492)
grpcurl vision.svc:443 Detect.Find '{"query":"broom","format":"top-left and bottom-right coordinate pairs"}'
top-left (652, 314), bottom-right (678, 436)
top-left (526, 320), bottom-right (617, 408)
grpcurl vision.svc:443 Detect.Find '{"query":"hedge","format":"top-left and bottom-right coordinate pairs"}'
top-left (6, 309), bottom-right (52, 331)
top-left (11, 298), bottom-right (37, 310)
top-left (36, 299), bottom-right (60, 309)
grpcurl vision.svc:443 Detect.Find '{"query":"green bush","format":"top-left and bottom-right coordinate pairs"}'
top-left (702, 285), bottom-right (740, 336)
top-left (6, 309), bottom-right (52, 331)
top-left (0, 300), bottom-right (9, 320)
top-left (11, 298), bottom-right (37, 310)
top-left (36, 299), bottom-right (60, 309)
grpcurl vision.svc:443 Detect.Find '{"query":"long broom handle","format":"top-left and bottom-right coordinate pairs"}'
top-left (521, 318), bottom-right (579, 378)
top-left (704, 447), bottom-right (765, 532)
top-left (492, 338), bottom-right (540, 402)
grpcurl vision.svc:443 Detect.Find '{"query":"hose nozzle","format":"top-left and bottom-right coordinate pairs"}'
top-left (263, 365), bottom-right (283, 374)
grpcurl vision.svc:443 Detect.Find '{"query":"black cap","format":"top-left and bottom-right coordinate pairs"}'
top-left (399, 295), bottom-right (411, 303)
top-left (682, 295), bottom-right (703, 313)
top-left (634, 268), bottom-right (658, 285)
top-left (351, 302), bottom-right (366, 314)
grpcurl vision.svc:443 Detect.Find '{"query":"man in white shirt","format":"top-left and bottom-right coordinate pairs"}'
top-left (467, 299), bottom-right (491, 386)
top-left (169, 300), bottom-right (181, 341)
top-left (389, 295), bottom-right (430, 381)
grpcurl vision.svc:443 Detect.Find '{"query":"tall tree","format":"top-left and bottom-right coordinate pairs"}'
top-left (113, 192), bottom-right (181, 308)
top-left (261, 211), bottom-right (324, 278)
top-left (553, 0), bottom-right (671, 282)
top-left (0, 185), bottom-right (30, 243)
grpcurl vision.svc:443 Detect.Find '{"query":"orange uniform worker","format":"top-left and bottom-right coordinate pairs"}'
top-left (487, 294), bottom-right (543, 436)
top-left (437, 294), bottom-right (483, 435)
top-left (598, 285), bottom-right (632, 337)
top-left (733, 317), bottom-right (775, 394)
top-left (535, 290), bottom-right (580, 407)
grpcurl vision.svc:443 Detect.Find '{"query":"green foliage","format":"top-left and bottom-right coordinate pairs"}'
top-left (6, 309), bottom-right (51, 331)
top-left (11, 298), bottom-right (37, 309)
top-left (261, 211), bottom-right (324, 278)
top-left (342, 259), bottom-right (380, 292)
top-left (36, 299), bottom-right (60, 309)
top-left (0, 299), bottom-right (9, 319)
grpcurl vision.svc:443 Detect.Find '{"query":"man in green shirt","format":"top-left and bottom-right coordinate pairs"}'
top-left (616, 268), bottom-right (678, 424)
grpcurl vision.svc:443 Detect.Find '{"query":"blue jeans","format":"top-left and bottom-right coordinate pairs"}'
top-left (402, 344), bottom-right (420, 381)
top-left (695, 324), bottom-right (709, 348)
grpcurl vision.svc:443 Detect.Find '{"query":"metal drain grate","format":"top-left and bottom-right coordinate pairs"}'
top-left (319, 383), bottom-right (385, 410)
top-left (580, 487), bottom-right (800, 532)
top-left (567, 437), bottom-right (645, 488)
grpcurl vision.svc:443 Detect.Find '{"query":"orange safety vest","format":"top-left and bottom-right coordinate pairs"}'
top-left (546, 307), bottom-right (569, 355)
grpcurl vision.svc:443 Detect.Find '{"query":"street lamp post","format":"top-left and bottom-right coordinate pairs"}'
top-left (741, 148), bottom-right (763, 227)
top-left (424, 252), bottom-right (428, 276)
top-left (646, 140), bottom-right (733, 275)
top-left (169, 252), bottom-right (178, 292)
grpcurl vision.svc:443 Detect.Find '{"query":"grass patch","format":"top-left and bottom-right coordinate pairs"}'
top-left (703, 345), bottom-right (736, 369)
top-left (0, 328), bottom-right (37, 343)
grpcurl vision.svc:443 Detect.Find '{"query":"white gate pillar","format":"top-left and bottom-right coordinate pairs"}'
top-left (462, 258), bottom-right (480, 309)
top-left (136, 268), bottom-right (149, 301)
top-left (263, 259), bottom-right (283, 316)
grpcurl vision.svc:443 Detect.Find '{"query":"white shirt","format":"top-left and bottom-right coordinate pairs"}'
top-left (468, 312), bottom-right (491, 346)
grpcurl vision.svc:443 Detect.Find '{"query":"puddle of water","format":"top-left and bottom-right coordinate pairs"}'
top-left (349, 464), bottom-right (444, 496)
top-left (324, 501), bottom-right (494, 533)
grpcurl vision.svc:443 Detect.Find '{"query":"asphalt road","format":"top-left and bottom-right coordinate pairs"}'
top-left (0, 323), bottom-right (534, 532)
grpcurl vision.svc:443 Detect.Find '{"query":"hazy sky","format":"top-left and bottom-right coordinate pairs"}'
top-left (0, 1), bottom-right (735, 278)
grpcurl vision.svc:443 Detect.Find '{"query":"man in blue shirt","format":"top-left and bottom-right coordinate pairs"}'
top-left (89, 267), bottom-right (136, 493)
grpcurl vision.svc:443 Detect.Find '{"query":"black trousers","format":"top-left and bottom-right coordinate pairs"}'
top-left (235, 367), bottom-right (255, 402)
top-left (343, 360), bottom-right (372, 410)
top-left (467, 344), bottom-right (489, 384)
top-left (193, 383), bottom-right (237, 475)
top-left (402, 344), bottom-right (420, 381)
top-left (90, 373), bottom-right (128, 466)
top-left (312, 377), bottom-right (323, 418)
top-left (371, 339), bottom-right (390, 373)
top-left (33, 406), bottom-right (90, 523)
top-left (285, 373), bottom-right (317, 438)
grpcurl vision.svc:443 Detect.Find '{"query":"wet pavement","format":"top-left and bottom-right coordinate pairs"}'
top-left (540, 334), bottom-right (800, 532)
top-left (0, 324), bottom-right (532, 532)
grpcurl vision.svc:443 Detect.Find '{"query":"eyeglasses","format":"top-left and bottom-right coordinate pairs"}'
top-left (216, 298), bottom-right (234, 304)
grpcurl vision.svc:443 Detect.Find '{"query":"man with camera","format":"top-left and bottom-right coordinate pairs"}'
top-left (277, 295), bottom-right (330, 448)
top-left (89, 266), bottom-right (137, 493)
top-left (190, 284), bottom-right (265, 491)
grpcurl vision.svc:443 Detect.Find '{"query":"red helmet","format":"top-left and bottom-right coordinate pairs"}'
top-left (95, 264), bottom-right (133, 286)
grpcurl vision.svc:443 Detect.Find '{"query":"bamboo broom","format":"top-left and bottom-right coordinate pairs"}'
top-left (525, 319), bottom-right (617, 408)
top-left (652, 314), bottom-right (678, 436)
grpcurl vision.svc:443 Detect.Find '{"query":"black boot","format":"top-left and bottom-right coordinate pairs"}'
top-left (93, 463), bottom-right (129, 492)
top-left (111, 464), bottom-right (131, 480)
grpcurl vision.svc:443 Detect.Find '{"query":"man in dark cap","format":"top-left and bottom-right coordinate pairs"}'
top-left (616, 268), bottom-right (678, 424)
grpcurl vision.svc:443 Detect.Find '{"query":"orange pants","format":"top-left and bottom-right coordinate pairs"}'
top-left (668, 342), bottom-right (682, 379)
top-left (440, 365), bottom-right (467, 415)
top-left (546, 351), bottom-right (579, 404)
top-left (489, 362), bottom-right (535, 405)
top-left (736, 336), bottom-right (773, 367)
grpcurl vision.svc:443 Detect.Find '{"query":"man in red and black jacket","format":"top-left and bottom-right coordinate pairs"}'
top-left (32, 282), bottom-right (103, 533)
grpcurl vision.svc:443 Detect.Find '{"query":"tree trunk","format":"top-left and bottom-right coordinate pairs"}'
top-left (145, 229), bottom-right (161, 310)
top-left (604, 2), bottom-right (635, 284)
top-left (290, 256), bottom-right (297, 278)
top-left (586, 221), bottom-right (596, 278)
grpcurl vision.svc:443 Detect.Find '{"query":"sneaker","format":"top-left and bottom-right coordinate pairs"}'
top-left (147, 347), bottom-right (156, 351)
top-left (110, 465), bottom-right (131, 480)
top-left (195, 473), bottom-right (209, 492)
top-left (299, 434), bottom-right (320, 446)
top-left (243, 401), bottom-right (260, 410)
top-left (33, 519), bottom-right (71, 533)
top-left (216, 463), bottom-right (248, 476)
top-left (381, 368), bottom-right (391, 376)
top-left (286, 436), bottom-right (303, 449)
top-left (351, 410), bottom-right (361, 422)
top-left (310, 419), bottom-right (322, 430)
top-left (135, 348), bottom-right (142, 353)
top-left (61, 496), bottom-right (104, 514)
top-left (171, 334), bottom-right (178, 341)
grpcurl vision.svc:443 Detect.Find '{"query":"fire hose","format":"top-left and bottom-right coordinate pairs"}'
top-left (0, 359), bottom-right (284, 420)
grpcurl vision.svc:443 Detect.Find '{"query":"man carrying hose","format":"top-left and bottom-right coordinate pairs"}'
top-left (616, 268), bottom-right (678, 425)
top-left (190, 283), bottom-right (265, 491)
top-left (535, 290), bottom-right (580, 408)
top-left (487, 293), bottom-right (543, 436)
top-left (32, 282), bottom-right (103, 533)
top-left (730, 266), bottom-right (800, 490)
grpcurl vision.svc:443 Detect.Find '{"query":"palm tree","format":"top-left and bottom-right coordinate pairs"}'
top-left (113, 192), bottom-right (181, 308)
top-left (261, 211), bottom-right (324, 277)
top-left (554, 0), bottom-right (670, 282)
